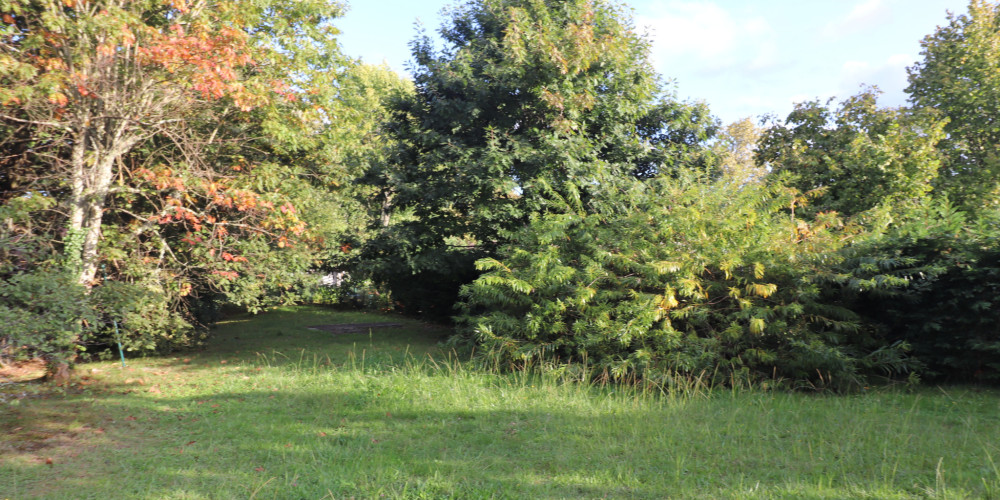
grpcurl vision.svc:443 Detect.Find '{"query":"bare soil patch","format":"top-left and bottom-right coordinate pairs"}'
top-left (307, 322), bottom-right (404, 334)
top-left (0, 358), bottom-right (47, 383)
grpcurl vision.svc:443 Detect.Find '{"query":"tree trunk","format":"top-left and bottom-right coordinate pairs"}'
top-left (66, 118), bottom-right (138, 286)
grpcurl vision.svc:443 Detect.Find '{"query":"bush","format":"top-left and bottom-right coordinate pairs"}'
top-left (0, 269), bottom-right (95, 367)
top-left (456, 173), bottom-right (913, 389)
top-left (89, 280), bottom-right (195, 357)
top-left (857, 202), bottom-right (1000, 382)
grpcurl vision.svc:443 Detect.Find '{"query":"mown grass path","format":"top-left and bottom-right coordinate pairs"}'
top-left (2, 306), bottom-right (999, 499)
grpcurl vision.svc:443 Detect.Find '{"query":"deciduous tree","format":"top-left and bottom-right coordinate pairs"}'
top-left (756, 90), bottom-right (945, 218)
top-left (906, 0), bottom-right (1000, 212)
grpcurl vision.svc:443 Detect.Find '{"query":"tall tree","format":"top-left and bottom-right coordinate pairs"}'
top-left (0, 0), bottom-right (347, 287)
top-left (0, 0), bottom-right (352, 364)
top-left (907, 0), bottom-right (1000, 212)
top-left (2, 0), bottom-right (256, 285)
top-left (363, 0), bottom-right (717, 315)
top-left (756, 89), bottom-right (945, 218)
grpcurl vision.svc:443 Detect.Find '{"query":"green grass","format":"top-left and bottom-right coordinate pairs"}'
top-left (2, 305), bottom-right (1000, 499)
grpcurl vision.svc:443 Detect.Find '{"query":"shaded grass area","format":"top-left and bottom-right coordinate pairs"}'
top-left (2, 305), bottom-right (999, 499)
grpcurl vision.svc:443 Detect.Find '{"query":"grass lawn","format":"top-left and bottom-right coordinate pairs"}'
top-left (2, 305), bottom-right (999, 499)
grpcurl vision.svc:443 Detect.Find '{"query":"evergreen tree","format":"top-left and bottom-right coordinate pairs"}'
top-left (363, 0), bottom-right (717, 315)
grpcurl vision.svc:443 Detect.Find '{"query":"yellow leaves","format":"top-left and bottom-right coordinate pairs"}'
top-left (656, 291), bottom-right (679, 311)
top-left (63, 0), bottom-right (75, 8)
top-left (166, 0), bottom-right (190, 14)
top-left (652, 261), bottom-right (682, 275)
top-left (678, 277), bottom-right (707, 299)
top-left (749, 317), bottom-right (766, 335)
top-left (122, 26), bottom-right (136, 47)
top-left (47, 92), bottom-right (68, 107)
top-left (746, 283), bottom-right (777, 298)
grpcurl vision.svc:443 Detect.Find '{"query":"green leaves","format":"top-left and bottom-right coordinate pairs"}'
top-left (907, 0), bottom-right (1000, 213)
top-left (757, 89), bottom-right (946, 218)
top-left (455, 170), bottom-right (905, 388)
top-left (361, 0), bottom-right (717, 316)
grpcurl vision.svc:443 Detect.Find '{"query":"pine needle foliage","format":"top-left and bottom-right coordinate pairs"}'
top-left (361, 0), bottom-right (717, 316)
top-left (456, 171), bottom-right (913, 389)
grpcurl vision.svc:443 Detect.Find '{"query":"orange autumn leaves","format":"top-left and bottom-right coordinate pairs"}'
top-left (136, 23), bottom-right (261, 109)
top-left (132, 166), bottom-right (308, 280)
top-left (3, 1), bottom-right (275, 112)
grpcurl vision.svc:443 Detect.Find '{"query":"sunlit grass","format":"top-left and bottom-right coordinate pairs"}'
top-left (2, 306), bottom-right (999, 499)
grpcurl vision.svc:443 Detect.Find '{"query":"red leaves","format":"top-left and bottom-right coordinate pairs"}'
top-left (126, 165), bottom-right (308, 283)
top-left (212, 270), bottom-right (239, 280)
top-left (137, 23), bottom-right (256, 105)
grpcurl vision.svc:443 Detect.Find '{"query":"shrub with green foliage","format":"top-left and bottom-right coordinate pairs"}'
top-left (0, 269), bottom-right (95, 366)
top-left (853, 201), bottom-right (1000, 382)
top-left (456, 173), bottom-right (913, 389)
top-left (89, 280), bottom-right (196, 357)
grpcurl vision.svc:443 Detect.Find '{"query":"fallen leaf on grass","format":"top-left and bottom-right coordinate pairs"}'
top-left (125, 416), bottom-right (137, 421)
top-left (317, 432), bottom-right (327, 437)
top-left (185, 440), bottom-right (196, 446)
top-left (254, 467), bottom-right (265, 472)
top-left (45, 458), bottom-right (53, 466)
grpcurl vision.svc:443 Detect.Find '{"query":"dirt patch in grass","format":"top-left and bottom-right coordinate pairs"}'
top-left (307, 322), bottom-right (404, 334)
top-left (0, 358), bottom-right (47, 383)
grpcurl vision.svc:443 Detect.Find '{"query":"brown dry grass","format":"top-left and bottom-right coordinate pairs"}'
top-left (0, 358), bottom-right (47, 383)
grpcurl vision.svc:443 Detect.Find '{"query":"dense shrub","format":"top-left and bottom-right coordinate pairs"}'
top-left (857, 202), bottom-right (1000, 382)
top-left (89, 280), bottom-right (196, 357)
top-left (456, 173), bottom-right (913, 389)
top-left (0, 269), bottom-right (95, 366)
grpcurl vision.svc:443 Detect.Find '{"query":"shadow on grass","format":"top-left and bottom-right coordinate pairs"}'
top-left (9, 378), bottom-right (981, 499)
top-left (4, 306), bottom-right (998, 498)
top-left (3, 385), bottom-right (678, 498)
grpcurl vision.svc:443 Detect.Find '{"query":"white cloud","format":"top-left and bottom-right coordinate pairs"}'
top-left (837, 53), bottom-right (915, 104)
top-left (637, 2), bottom-right (778, 75)
top-left (823, 0), bottom-right (893, 38)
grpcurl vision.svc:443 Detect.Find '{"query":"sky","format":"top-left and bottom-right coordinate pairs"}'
top-left (335, 0), bottom-right (970, 124)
